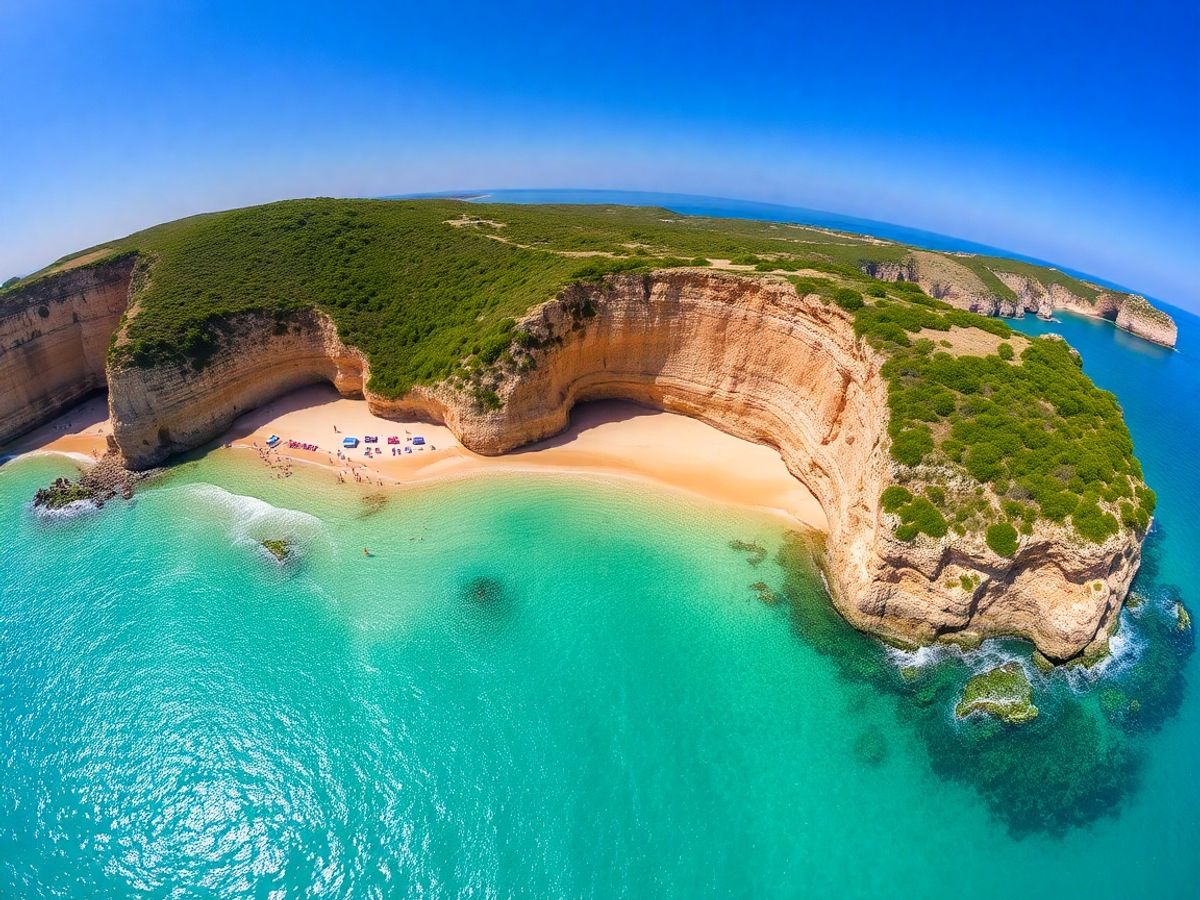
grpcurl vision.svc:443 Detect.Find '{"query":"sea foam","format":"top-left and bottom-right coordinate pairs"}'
top-left (177, 483), bottom-right (327, 557)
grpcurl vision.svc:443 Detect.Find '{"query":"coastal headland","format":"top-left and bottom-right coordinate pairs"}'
top-left (0, 199), bottom-right (1167, 662)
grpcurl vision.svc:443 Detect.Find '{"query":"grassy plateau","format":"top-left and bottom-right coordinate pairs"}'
top-left (2, 198), bottom-right (1154, 547)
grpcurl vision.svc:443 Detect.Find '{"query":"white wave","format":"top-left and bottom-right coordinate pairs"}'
top-left (175, 483), bottom-right (326, 557)
top-left (27, 498), bottom-right (100, 522)
top-left (15, 449), bottom-right (95, 465)
top-left (885, 637), bottom-right (1033, 681)
top-left (1054, 611), bottom-right (1148, 690)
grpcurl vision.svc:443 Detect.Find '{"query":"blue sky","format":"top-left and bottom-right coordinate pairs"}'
top-left (2, 0), bottom-right (1197, 308)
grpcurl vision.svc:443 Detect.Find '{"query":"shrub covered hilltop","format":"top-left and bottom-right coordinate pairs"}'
top-left (4, 199), bottom-right (1156, 548)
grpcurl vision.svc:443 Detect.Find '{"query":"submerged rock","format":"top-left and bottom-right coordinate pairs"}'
top-left (463, 575), bottom-right (507, 607)
top-left (749, 581), bottom-right (778, 604)
top-left (261, 539), bottom-right (290, 561)
top-left (853, 726), bottom-right (889, 767)
top-left (955, 663), bottom-right (1038, 725)
top-left (729, 539), bottom-right (767, 567)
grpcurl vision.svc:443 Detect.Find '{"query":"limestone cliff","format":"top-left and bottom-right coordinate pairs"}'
top-left (105, 270), bottom-right (1139, 661)
top-left (864, 254), bottom-right (1177, 348)
top-left (107, 308), bottom-right (368, 461)
top-left (0, 256), bottom-right (134, 444)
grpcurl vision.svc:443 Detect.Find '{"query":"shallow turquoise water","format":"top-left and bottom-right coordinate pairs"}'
top-left (2, 314), bottom-right (1198, 896)
top-left (2, 394), bottom-right (1197, 897)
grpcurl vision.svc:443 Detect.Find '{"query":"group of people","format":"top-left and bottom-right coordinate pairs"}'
top-left (250, 442), bottom-right (295, 479)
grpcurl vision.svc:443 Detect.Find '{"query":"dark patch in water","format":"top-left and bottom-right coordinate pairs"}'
top-left (853, 725), bottom-right (888, 767)
top-left (458, 574), bottom-right (517, 635)
top-left (358, 493), bottom-right (389, 519)
top-left (464, 575), bottom-right (507, 607)
top-left (771, 528), bottom-right (1192, 838)
top-left (729, 539), bottom-right (767, 566)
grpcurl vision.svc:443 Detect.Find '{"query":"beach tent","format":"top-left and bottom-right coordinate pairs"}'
top-left (342, 437), bottom-right (360, 448)
top-left (412, 436), bottom-right (426, 445)
top-left (266, 434), bottom-right (281, 447)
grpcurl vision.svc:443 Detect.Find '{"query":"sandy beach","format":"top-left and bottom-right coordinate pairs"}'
top-left (6, 385), bottom-right (827, 529)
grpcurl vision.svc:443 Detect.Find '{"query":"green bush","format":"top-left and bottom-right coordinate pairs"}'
top-left (986, 523), bottom-right (1019, 556)
top-left (1073, 500), bottom-right (1120, 542)
top-left (833, 287), bottom-right (864, 311)
top-left (890, 427), bottom-right (933, 466)
top-left (893, 497), bottom-right (949, 540)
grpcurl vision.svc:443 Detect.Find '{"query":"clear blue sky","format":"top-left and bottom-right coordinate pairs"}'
top-left (2, 0), bottom-right (1197, 308)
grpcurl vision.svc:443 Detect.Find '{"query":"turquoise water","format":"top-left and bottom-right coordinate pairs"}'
top-left (3, 195), bottom-right (1199, 894)
top-left (2, 350), bottom-right (1197, 898)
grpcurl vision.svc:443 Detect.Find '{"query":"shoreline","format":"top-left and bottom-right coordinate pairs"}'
top-left (4, 386), bottom-right (828, 531)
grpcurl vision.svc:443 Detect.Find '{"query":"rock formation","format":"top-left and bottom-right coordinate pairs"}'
top-left (97, 269), bottom-right (1141, 661)
top-left (0, 256), bottom-right (134, 444)
top-left (865, 254), bottom-right (1177, 347)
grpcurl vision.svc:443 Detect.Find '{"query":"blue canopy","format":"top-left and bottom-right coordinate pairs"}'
top-left (342, 437), bottom-right (359, 448)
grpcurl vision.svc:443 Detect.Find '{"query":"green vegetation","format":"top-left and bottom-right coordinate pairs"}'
top-left (4, 199), bottom-right (1153, 548)
top-left (955, 663), bottom-right (1039, 724)
top-left (986, 522), bottom-right (1019, 556)
top-left (832, 287), bottom-right (864, 311)
top-left (261, 539), bottom-right (290, 561)
top-left (857, 288), bottom-right (1150, 544)
top-left (32, 477), bottom-right (95, 510)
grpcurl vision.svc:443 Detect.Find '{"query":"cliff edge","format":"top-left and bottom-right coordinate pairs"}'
top-left (104, 269), bottom-right (1139, 661)
top-left (1, 200), bottom-right (1157, 664)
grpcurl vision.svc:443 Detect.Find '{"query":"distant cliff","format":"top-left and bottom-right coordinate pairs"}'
top-left (863, 252), bottom-right (1177, 347)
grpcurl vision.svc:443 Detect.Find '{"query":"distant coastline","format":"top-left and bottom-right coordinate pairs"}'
top-left (389, 188), bottom-right (1179, 312)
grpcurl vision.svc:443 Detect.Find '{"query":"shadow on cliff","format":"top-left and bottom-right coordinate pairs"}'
top-left (221, 383), bottom-right (346, 443)
top-left (508, 400), bottom-right (662, 455)
top-left (0, 390), bottom-right (109, 462)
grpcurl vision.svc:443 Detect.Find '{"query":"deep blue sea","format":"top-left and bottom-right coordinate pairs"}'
top-left (2, 194), bottom-right (1197, 897)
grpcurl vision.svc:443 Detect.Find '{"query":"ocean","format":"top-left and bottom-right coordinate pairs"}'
top-left (2, 196), bottom-right (1198, 897)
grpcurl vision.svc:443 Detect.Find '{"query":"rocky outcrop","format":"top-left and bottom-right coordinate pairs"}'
top-left (107, 309), bottom-right (368, 462)
top-left (864, 252), bottom-right (998, 315)
top-left (864, 259), bottom-right (1177, 348)
top-left (982, 271), bottom-right (1176, 348)
top-left (860, 259), bottom-right (916, 283)
top-left (0, 257), bottom-right (134, 443)
top-left (106, 269), bottom-right (1141, 661)
top-left (1116, 294), bottom-right (1178, 347)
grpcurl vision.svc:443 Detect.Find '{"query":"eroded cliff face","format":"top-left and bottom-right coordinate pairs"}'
top-left (106, 269), bottom-right (1140, 660)
top-left (864, 255), bottom-right (1177, 348)
top-left (0, 258), bottom-right (135, 444)
top-left (107, 309), bottom-right (368, 462)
